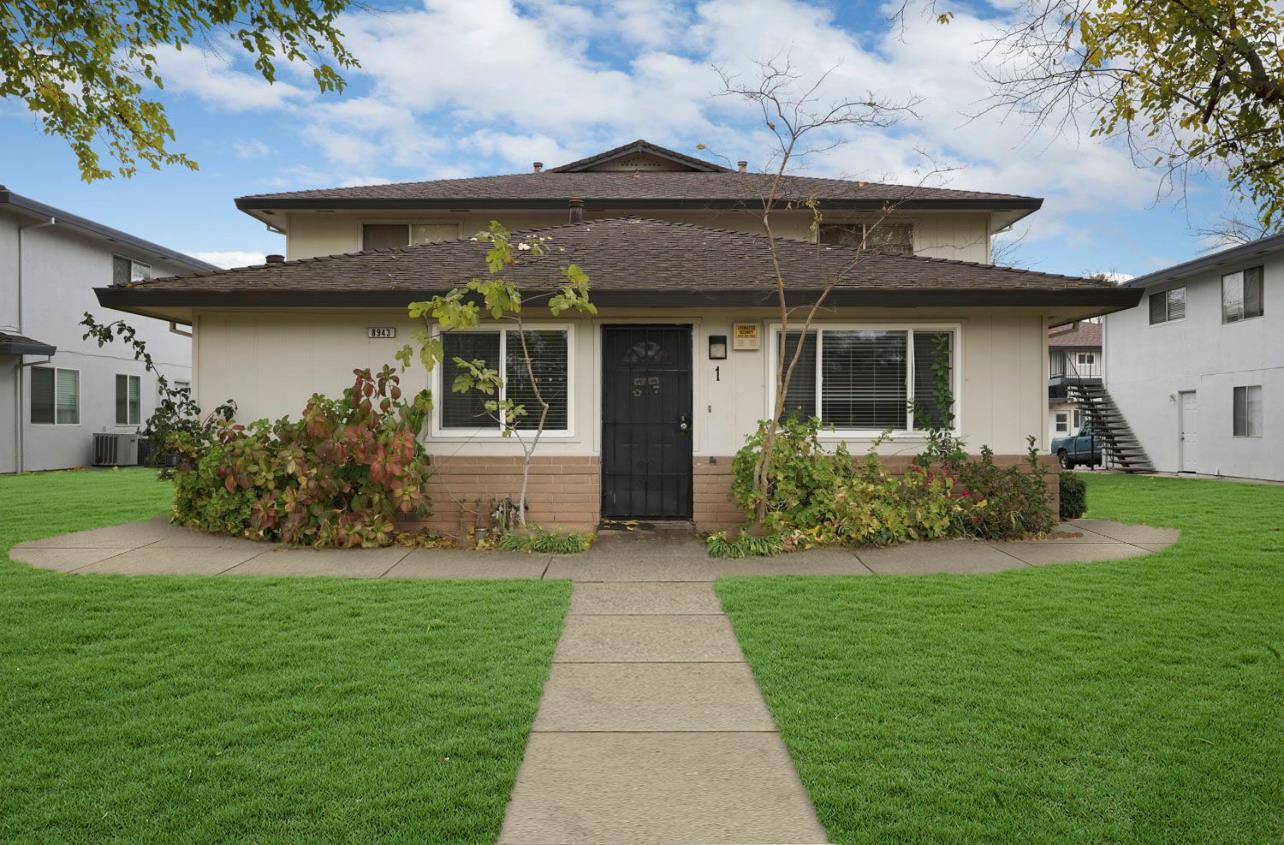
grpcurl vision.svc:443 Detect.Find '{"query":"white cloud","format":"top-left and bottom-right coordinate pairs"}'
top-left (188, 250), bottom-right (267, 269)
top-left (234, 139), bottom-right (272, 159)
top-left (150, 45), bottom-right (309, 111)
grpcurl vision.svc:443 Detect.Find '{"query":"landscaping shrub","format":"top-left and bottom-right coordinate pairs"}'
top-left (496, 527), bottom-right (594, 554)
top-left (723, 417), bottom-right (1055, 555)
top-left (172, 365), bottom-right (434, 548)
top-left (1059, 470), bottom-right (1088, 519)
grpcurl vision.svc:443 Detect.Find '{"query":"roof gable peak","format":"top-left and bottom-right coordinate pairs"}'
top-left (549, 140), bottom-right (730, 173)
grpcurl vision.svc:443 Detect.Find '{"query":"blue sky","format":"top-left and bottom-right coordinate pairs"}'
top-left (0, 0), bottom-right (1245, 276)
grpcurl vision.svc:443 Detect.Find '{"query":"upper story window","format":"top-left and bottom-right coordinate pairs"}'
top-left (1076, 352), bottom-right (1096, 366)
top-left (362, 223), bottom-right (461, 251)
top-left (112, 256), bottom-right (152, 285)
top-left (438, 329), bottom-right (570, 434)
top-left (116, 374), bottom-right (141, 426)
top-left (818, 222), bottom-right (915, 255)
top-left (1233, 385), bottom-right (1263, 437)
top-left (31, 367), bottom-right (79, 425)
top-left (1148, 287), bottom-right (1185, 324)
top-left (1222, 267), bottom-right (1264, 323)
top-left (774, 326), bottom-right (955, 433)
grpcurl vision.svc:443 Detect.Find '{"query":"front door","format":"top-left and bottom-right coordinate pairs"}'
top-left (1178, 390), bottom-right (1198, 472)
top-left (601, 325), bottom-right (693, 520)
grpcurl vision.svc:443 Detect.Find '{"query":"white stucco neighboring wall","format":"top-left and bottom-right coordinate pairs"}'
top-left (283, 209), bottom-right (993, 264)
top-left (1105, 253), bottom-right (1281, 481)
top-left (194, 306), bottom-right (1050, 459)
top-left (0, 212), bottom-right (194, 472)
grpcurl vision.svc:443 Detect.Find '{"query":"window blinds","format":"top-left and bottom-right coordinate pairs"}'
top-left (55, 370), bottom-right (78, 425)
top-left (778, 332), bottom-right (817, 418)
top-left (820, 330), bottom-right (908, 430)
top-left (505, 330), bottom-right (569, 431)
top-left (441, 333), bottom-right (500, 428)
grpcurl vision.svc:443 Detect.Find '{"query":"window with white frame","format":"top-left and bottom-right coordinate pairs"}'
top-left (1076, 351), bottom-right (1095, 366)
top-left (1233, 385), bottom-right (1263, 437)
top-left (112, 255), bottom-right (152, 285)
top-left (31, 367), bottom-right (79, 424)
top-left (116, 374), bottom-right (141, 425)
top-left (1149, 287), bottom-right (1186, 324)
top-left (774, 326), bottom-right (955, 432)
top-left (362, 222), bottom-right (461, 251)
top-left (439, 329), bottom-right (570, 433)
top-left (1073, 409), bottom-right (1084, 430)
top-left (817, 222), bottom-right (915, 255)
top-left (1055, 411), bottom-right (1068, 433)
top-left (1222, 267), bottom-right (1264, 323)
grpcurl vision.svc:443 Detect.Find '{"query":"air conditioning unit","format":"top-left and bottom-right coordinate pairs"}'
top-left (93, 433), bottom-right (141, 467)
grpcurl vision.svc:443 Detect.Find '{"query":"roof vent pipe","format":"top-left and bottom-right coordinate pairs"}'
top-left (568, 198), bottom-right (584, 223)
top-left (533, 162), bottom-right (543, 173)
top-left (265, 254), bottom-right (285, 264)
top-left (737, 160), bottom-right (747, 173)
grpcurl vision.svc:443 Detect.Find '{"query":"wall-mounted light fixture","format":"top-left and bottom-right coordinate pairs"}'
top-left (708, 335), bottom-right (728, 360)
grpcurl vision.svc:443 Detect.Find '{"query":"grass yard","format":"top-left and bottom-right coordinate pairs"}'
top-left (0, 469), bottom-right (570, 845)
top-left (718, 474), bottom-right (1283, 845)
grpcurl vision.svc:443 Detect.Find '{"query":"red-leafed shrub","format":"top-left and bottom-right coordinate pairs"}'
top-left (172, 365), bottom-right (434, 547)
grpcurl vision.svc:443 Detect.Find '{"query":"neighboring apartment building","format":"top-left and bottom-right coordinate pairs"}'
top-left (98, 140), bottom-right (1140, 532)
top-left (1047, 320), bottom-right (1102, 443)
top-left (1105, 233), bottom-right (1281, 481)
top-left (1, 187), bottom-right (218, 473)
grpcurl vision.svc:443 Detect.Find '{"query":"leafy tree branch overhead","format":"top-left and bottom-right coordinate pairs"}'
top-left (968, 0), bottom-right (1284, 231)
top-left (0, 0), bottom-right (357, 180)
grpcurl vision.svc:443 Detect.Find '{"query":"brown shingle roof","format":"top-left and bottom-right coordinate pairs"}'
top-left (0, 331), bottom-right (56, 356)
top-left (98, 218), bottom-right (1133, 312)
top-left (236, 140), bottom-right (1039, 210)
top-left (1048, 321), bottom-right (1103, 347)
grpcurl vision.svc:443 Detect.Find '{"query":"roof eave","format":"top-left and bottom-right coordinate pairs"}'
top-left (97, 285), bottom-right (1140, 311)
top-left (235, 196), bottom-right (1044, 213)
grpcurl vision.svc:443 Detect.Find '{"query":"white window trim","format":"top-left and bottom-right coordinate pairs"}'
top-left (358, 220), bottom-right (463, 251)
top-left (116, 373), bottom-right (142, 426)
top-left (429, 323), bottom-right (576, 440)
top-left (765, 321), bottom-right (963, 439)
top-left (31, 366), bottom-right (81, 426)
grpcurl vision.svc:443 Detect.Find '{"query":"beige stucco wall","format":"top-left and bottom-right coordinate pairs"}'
top-left (193, 306), bottom-right (1049, 459)
top-left (283, 209), bottom-right (992, 264)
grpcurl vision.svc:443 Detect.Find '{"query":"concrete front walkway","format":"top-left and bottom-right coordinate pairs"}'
top-left (9, 517), bottom-right (1179, 579)
top-left (501, 535), bottom-right (828, 844)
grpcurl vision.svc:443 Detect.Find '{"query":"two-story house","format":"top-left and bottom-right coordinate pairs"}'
top-left (1047, 320), bottom-right (1102, 443)
top-left (1105, 233), bottom-right (1281, 481)
top-left (95, 140), bottom-right (1140, 532)
top-left (1, 187), bottom-right (217, 473)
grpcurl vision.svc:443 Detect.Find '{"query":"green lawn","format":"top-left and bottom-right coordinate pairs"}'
top-left (0, 469), bottom-right (570, 845)
top-left (718, 474), bottom-right (1283, 845)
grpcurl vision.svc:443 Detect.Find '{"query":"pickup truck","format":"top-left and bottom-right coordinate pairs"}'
top-left (1051, 426), bottom-right (1103, 469)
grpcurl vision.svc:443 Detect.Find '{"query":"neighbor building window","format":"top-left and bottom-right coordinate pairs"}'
top-left (1149, 287), bottom-right (1186, 324)
top-left (362, 223), bottom-right (461, 251)
top-left (774, 326), bottom-right (955, 432)
top-left (31, 367), bottom-right (79, 425)
top-left (1055, 412), bottom-right (1068, 433)
top-left (112, 255), bottom-right (152, 285)
top-left (439, 329), bottom-right (570, 433)
top-left (818, 222), bottom-right (915, 255)
top-left (116, 374), bottom-right (141, 425)
top-left (1076, 352), bottom-right (1095, 366)
top-left (1222, 267), bottom-right (1264, 323)
top-left (1233, 385), bottom-right (1263, 437)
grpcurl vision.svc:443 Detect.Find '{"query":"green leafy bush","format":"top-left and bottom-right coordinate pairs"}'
top-left (497, 528), bottom-right (594, 554)
top-left (724, 417), bottom-right (1054, 554)
top-left (172, 365), bottom-right (434, 547)
top-left (1059, 470), bottom-right (1088, 519)
top-left (707, 531), bottom-right (788, 558)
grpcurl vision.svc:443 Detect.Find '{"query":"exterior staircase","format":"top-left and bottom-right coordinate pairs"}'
top-left (1065, 381), bottom-right (1155, 473)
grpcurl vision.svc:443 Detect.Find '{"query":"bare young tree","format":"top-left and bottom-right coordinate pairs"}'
top-left (712, 58), bottom-right (952, 520)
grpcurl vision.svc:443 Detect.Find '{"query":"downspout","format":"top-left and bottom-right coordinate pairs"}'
top-left (14, 216), bottom-right (56, 473)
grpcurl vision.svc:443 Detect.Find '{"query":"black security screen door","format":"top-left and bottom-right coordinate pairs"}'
top-left (601, 325), bottom-right (694, 520)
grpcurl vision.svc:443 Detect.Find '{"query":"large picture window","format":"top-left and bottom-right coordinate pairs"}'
top-left (772, 326), bottom-right (955, 433)
top-left (31, 367), bottom-right (79, 425)
top-left (439, 329), bottom-right (570, 433)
